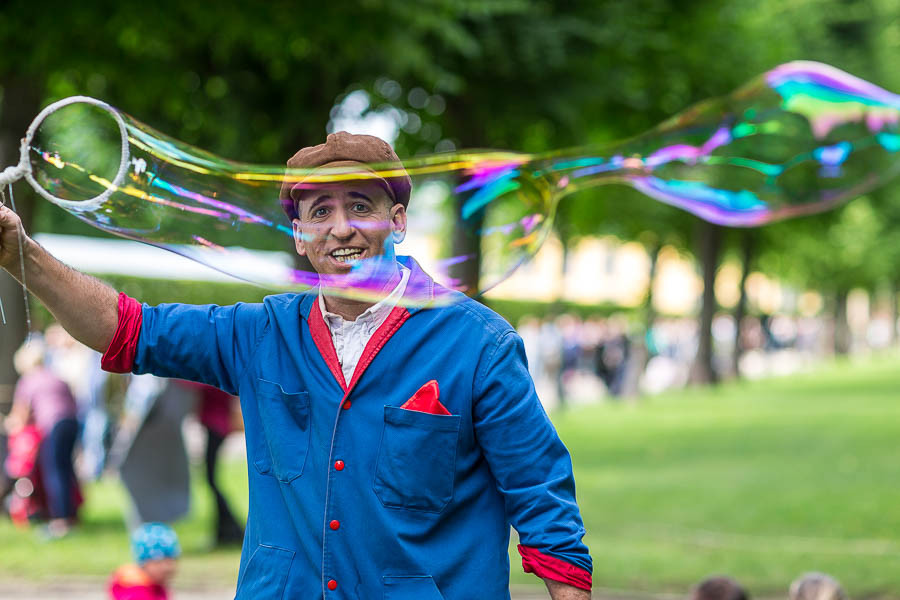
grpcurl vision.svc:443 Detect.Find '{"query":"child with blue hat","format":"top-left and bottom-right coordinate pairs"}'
top-left (107, 522), bottom-right (181, 600)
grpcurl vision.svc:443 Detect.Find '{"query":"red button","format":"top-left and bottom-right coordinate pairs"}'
top-left (330, 519), bottom-right (340, 530)
top-left (334, 460), bottom-right (344, 471)
top-left (343, 400), bottom-right (351, 409)
top-left (327, 579), bottom-right (338, 591)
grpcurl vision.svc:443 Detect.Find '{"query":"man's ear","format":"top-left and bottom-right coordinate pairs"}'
top-left (292, 218), bottom-right (307, 256)
top-left (390, 203), bottom-right (407, 244)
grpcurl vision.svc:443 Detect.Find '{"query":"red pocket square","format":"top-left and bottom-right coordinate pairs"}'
top-left (400, 380), bottom-right (451, 415)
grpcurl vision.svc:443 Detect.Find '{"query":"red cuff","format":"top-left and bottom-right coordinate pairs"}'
top-left (101, 292), bottom-right (143, 373)
top-left (518, 544), bottom-right (592, 591)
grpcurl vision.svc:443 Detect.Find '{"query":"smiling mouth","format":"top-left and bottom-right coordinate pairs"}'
top-left (330, 248), bottom-right (365, 264)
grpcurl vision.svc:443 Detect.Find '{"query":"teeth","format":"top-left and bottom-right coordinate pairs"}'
top-left (332, 248), bottom-right (363, 263)
top-left (332, 248), bottom-right (362, 257)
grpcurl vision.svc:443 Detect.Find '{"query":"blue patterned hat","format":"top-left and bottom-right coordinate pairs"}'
top-left (131, 522), bottom-right (181, 564)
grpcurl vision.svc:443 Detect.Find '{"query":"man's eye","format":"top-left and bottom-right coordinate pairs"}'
top-left (352, 203), bottom-right (369, 212)
top-left (313, 207), bottom-right (328, 218)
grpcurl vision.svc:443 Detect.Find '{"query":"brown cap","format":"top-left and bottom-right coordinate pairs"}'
top-left (279, 131), bottom-right (412, 220)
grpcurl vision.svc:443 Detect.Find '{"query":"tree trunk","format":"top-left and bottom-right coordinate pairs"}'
top-left (448, 195), bottom-right (483, 296)
top-left (732, 231), bottom-right (755, 378)
top-left (691, 221), bottom-right (721, 384)
top-left (621, 242), bottom-right (661, 401)
top-left (891, 280), bottom-right (899, 346)
top-left (833, 289), bottom-right (851, 355)
top-left (443, 97), bottom-right (488, 299)
top-left (644, 242), bottom-right (661, 336)
top-left (0, 79), bottom-right (40, 413)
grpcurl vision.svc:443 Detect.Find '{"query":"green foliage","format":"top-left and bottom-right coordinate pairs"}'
top-left (759, 194), bottom-right (893, 294)
top-left (746, 0), bottom-right (900, 297)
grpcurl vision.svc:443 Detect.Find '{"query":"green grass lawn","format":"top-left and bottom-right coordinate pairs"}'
top-left (0, 455), bottom-right (248, 587)
top-left (554, 353), bottom-right (900, 597)
top-left (2, 354), bottom-right (899, 597)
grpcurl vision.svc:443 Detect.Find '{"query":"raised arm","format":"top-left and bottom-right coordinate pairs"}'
top-left (0, 203), bottom-right (118, 352)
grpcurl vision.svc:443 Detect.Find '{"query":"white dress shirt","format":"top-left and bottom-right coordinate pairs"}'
top-left (318, 264), bottom-right (410, 386)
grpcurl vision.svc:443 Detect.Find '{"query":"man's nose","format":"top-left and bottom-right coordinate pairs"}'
top-left (329, 209), bottom-right (355, 240)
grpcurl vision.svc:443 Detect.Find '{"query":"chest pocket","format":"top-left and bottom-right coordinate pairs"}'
top-left (374, 405), bottom-right (461, 513)
top-left (253, 379), bottom-right (310, 483)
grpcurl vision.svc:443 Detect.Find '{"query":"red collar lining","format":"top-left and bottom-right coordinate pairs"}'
top-left (345, 305), bottom-right (410, 393)
top-left (308, 301), bottom-right (348, 392)
top-left (307, 302), bottom-right (411, 395)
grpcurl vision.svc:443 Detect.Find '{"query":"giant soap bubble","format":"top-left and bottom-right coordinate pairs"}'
top-left (15, 61), bottom-right (900, 304)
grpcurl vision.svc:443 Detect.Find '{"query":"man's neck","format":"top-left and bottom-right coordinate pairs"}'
top-left (322, 263), bottom-right (402, 321)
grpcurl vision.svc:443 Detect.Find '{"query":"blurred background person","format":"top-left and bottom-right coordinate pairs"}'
top-left (691, 575), bottom-right (750, 600)
top-left (790, 573), bottom-right (848, 600)
top-left (108, 375), bottom-right (193, 530)
top-left (178, 380), bottom-right (245, 547)
top-left (7, 339), bottom-right (80, 538)
top-left (108, 521), bottom-right (181, 600)
top-left (558, 313), bottom-right (582, 408)
top-left (517, 315), bottom-right (543, 382)
top-left (77, 353), bottom-right (117, 481)
top-left (3, 407), bottom-right (45, 525)
top-left (594, 314), bottom-right (631, 397)
top-left (537, 315), bottom-right (564, 409)
top-left (45, 322), bottom-right (117, 481)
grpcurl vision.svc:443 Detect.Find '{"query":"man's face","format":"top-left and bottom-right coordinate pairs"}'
top-left (291, 180), bottom-right (407, 284)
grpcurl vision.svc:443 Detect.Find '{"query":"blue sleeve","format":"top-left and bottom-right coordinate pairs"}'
top-left (473, 329), bottom-right (592, 574)
top-left (133, 302), bottom-right (268, 395)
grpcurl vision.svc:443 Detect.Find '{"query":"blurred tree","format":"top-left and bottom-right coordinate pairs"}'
top-left (753, 0), bottom-right (900, 355)
top-left (760, 197), bottom-right (887, 354)
top-left (541, 0), bottom-right (810, 383)
top-left (729, 228), bottom-right (756, 376)
top-left (0, 0), bottom-right (618, 399)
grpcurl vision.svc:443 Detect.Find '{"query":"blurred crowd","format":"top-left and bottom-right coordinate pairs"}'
top-left (690, 573), bottom-right (848, 600)
top-left (0, 325), bottom-right (244, 549)
top-left (517, 310), bottom-right (896, 409)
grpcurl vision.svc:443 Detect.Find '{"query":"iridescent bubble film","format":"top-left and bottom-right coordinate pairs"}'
top-left (25, 61), bottom-right (900, 303)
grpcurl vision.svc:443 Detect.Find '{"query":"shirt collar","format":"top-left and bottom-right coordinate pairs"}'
top-left (318, 263), bottom-right (410, 326)
top-left (300, 255), bottom-right (439, 322)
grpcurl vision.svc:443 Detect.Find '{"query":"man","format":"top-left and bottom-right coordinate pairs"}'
top-left (0, 132), bottom-right (592, 599)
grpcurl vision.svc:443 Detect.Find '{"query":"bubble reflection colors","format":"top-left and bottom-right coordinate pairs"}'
top-left (25, 61), bottom-right (900, 303)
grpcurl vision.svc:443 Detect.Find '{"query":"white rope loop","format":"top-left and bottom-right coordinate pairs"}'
top-left (0, 164), bottom-right (25, 187)
top-left (0, 128), bottom-right (31, 187)
top-left (21, 95), bottom-right (130, 212)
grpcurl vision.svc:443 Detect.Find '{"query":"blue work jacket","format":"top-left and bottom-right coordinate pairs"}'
top-left (132, 257), bottom-right (591, 599)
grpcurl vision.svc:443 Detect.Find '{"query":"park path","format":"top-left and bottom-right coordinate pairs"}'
top-left (1, 579), bottom-right (560, 599)
top-left (0, 579), bottom-right (682, 599)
